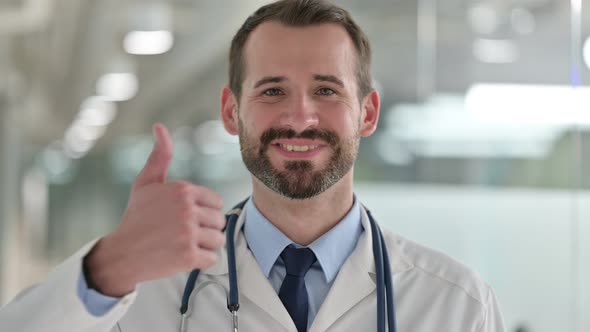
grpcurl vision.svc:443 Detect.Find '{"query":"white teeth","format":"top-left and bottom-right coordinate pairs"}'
top-left (280, 144), bottom-right (317, 152)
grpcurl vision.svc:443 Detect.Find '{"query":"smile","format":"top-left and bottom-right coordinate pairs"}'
top-left (278, 144), bottom-right (320, 152)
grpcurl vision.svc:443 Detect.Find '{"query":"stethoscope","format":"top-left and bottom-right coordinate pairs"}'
top-left (179, 199), bottom-right (397, 332)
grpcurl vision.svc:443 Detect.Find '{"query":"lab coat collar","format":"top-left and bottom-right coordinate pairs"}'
top-left (199, 200), bottom-right (414, 332)
top-left (309, 206), bottom-right (413, 332)
top-left (201, 203), bottom-right (297, 331)
top-left (200, 201), bottom-right (413, 277)
top-left (358, 205), bottom-right (414, 276)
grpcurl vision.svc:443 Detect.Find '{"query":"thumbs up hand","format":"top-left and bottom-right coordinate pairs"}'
top-left (83, 123), bottom-right (226, 297)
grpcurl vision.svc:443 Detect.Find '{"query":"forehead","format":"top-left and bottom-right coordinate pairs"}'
top-left (242, 21), bottom-right (357, 86)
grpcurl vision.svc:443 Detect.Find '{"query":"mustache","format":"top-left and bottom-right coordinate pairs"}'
top-left (259, 128), bottom-right (339, 148)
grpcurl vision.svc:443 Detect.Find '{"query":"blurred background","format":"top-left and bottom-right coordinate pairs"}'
top-left (0, 0), bottom-right (589, 331)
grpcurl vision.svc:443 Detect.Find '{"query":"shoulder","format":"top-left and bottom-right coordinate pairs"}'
top-left (381, 228), bottom-right (492, 306)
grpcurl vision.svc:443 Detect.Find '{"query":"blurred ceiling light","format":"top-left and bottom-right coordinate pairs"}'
top-left (572, 0), bottom-right (582, 15)
top-left (583, 36), bottom-right (590, 71)
top-left (473, 39), bottom-right (519, 64)
top-left (77, 96), bottom-right (117, 127)
top-left (96, 72), bottom-right (139, 101)
top-left (60, 96), bottom-right (116, 159)
top-left (510, 8), bottom-right (536, 35)
top-left (468, 4), bottom-right (499, 35)
top-left (62, 134), bottom-right (95, 159)
top-left (68, 121), bottom-right (107, 141)
top-left (124, 30), bottom-right (174, 55)
top-left (466, 84), bottom-right (590, 125)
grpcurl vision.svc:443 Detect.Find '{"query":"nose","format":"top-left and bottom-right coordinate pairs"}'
top-left (279, 93), bottom-right (319, 133)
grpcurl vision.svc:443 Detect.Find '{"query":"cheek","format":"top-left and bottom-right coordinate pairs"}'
top-left (240, 111), bottom-right (274, 139)
top-left (321, 106), bottom-right (360, 133)
top-left (246, 104), bottom-right (283, 126)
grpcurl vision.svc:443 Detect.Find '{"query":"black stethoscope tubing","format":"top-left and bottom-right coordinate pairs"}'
top-left (180, 199), bottom-right (397, 332)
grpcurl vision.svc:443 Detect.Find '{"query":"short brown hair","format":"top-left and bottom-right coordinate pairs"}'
top-left (229, 0), bottom-right (372, 102)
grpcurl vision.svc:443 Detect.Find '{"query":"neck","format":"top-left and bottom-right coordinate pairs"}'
top-left (250, 171), bottom-right (355, 246)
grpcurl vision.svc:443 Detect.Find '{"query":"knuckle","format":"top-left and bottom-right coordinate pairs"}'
top-left (182, 248), bottom-right (198, 266)
top-left (192, 186), bottom-right (205, 201)
top-left (194, 186), bottom-right (222, 208)
top-left (187, 250), bottom-right (216, 269)
top-left (177, 229), bottom-right (194, 250)
top-left (202, 252), bottom-right (218, 267)
top-left (178, 220), bottom-right (194, 238)
top-left (177, 205), bottom-right (195, 222)
top-left (192, 206), bottom-right (205, 222)
top-left (214, 232), bottom-right (226, 247)
top-left (207, 190), bottom-right (224, 208)
top-left (214, 193), bottom-right (224, 207)
top-left (218, 214), bottom-right (227, 229)
top-left (172, 181), bottom-right (192, 198)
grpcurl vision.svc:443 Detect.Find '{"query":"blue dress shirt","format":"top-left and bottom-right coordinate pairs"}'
top-left (78, 196), bottom-right (364, 325)
top-left (77, 268), bottom-right (120, 316)
top-left (243, 197), bottom-right (363, 329)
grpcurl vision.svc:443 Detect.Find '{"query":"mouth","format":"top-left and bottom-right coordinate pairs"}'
top-left (276, 143), bottom-right (321, 152)
top-left (269, 140), bottom-right (327, 159)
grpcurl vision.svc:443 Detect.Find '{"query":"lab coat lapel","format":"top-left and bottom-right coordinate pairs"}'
top-left (203, 204), bottom-right (297, 332)
top-left (238, 246), bottom-right (297, 331)
top-left (310, 208), bottom-right (413, 332)
top-left (309, 209), bottom-right (376, 332)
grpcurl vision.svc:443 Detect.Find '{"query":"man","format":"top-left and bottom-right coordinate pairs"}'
top-left (0, 0), bottom-right (505, 331)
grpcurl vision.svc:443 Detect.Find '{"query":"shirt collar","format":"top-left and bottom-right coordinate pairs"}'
top-left (243, 196), bottom-right (364, 283)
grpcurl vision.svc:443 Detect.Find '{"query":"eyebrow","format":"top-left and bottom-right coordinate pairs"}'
top-left (253, 76), bottom-right (287, 89)
top-left (313, 74), bottom-right (345, 88)
top-left (252, 74), bottom-right (345, 89)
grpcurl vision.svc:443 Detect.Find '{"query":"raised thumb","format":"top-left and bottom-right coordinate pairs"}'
top-left (133, 123), bottom-right (173, 189)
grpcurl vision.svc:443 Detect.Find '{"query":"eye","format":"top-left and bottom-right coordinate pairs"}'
top-left (316, 87), bottom-right (335, 96)
top-left (263, 88), bottom-right (283, 96)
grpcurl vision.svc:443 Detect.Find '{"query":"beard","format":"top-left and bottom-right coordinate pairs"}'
top-left (238, 118), bottom-right (359, 200)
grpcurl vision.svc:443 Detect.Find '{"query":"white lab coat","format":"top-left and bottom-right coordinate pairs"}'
top-left (0, 207), bottom-right (505, 332)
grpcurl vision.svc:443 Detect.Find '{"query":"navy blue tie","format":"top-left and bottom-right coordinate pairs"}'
top-left (279, 246), bottom-right (317, 332)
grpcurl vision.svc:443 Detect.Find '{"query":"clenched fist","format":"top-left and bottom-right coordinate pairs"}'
top-left (84, 123), bottom-right (226, 297)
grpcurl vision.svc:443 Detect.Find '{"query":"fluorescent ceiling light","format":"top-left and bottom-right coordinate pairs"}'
top-left (96, 72), bottom-right (139, 101)
top-left (572, 0), bottom-right (582, 15)
top-left (77, 96), bottom-right (117, 127)
top-left (68, 122), bottom-right (107, 141)
top-left (60, 97), bottom-right (116, 159)
top-left (62, 133), bottom-right (95, 159)
top-left (124, 30), bottom-right (173, 55)
top-left (473, 39), bottom-right (519, 64)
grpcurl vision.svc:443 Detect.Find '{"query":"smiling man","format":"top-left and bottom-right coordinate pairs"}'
top-left (0, 1), bottom-right (505, 331)
top-left (222, 20), bottom-right (378, 247)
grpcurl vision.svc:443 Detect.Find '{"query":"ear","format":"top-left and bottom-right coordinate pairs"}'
top-left (220, 85), bottom-right (239, 135)
top-left (359, 89), bottom-right (380, 137)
